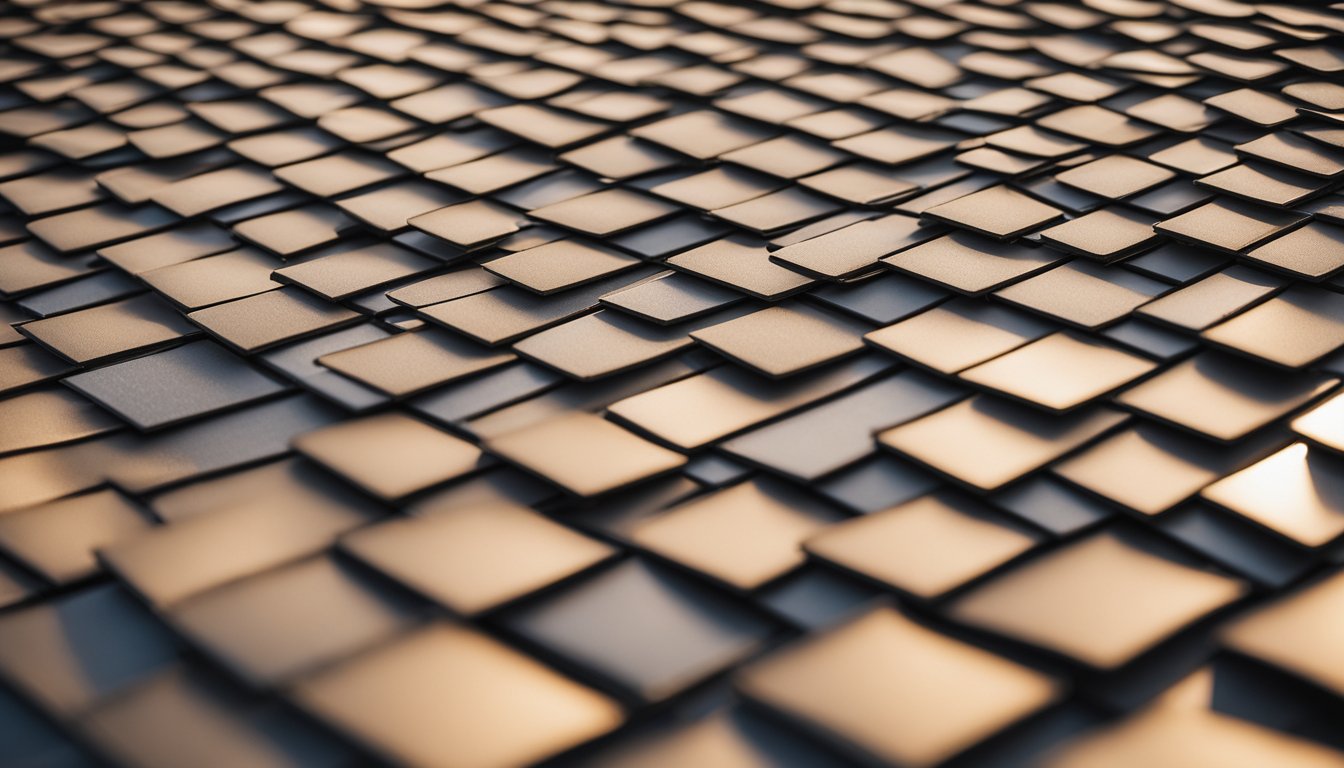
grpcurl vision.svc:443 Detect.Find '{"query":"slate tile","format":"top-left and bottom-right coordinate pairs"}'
top-left (272, 241), bottom-right (438, 301)
top-left (798, 162), bottom-right (920, 207)
top-left (425, 147), bottom-right (559, 196)
top-left (0, 239), bottom-right (101, 297)
top-left (1243, 222), bottom-right (1344, 280)
top-left (832, 125), bottom-right (961, 166)
top-left (168, 556), bottom-right (420, 687)
top-left (3, 0), bottom-right (1344, 759)
top-left (690, 304), bottom-right (870, 378)
top-left (0, 341), bottom-right (72, 394)
top-left (20, 294), bottom-right (199, 365)
top-left (1222, 571), bottom-right (1344, 700)
top-left (512, 309), bottom-right (710, 381)
top-left (79, 666), bottom-right (352, 768)
top-left (1202, 286), bottom-right (1344, 368)
top-left (1055, 155), bottom-right (1175, 200)
top-left (667, 235), bottom-right (816, 301)
top-left (418, 266), bottom-right (660, 346)
top-left (1038, 207), bottom-right (1160, 263)
top-left (631, 109), bottom-right (778, 160)
top-left (101, 467), bottom-right (372, 607)
top-left (808, 271), bottom-right (950, 325)
top-left (958, 332), bottom-right (1158, 413)
top-left (0, 488), bottom-right (151, 584)
top-left (478, 103), bottom-right (611, 149)
top-left (721, 371), bottom-right (965, 482)
top-left (994, 261), bottom-right (1169, 330)
top-left (865, 298), bottom-right (1055, 374)
top-left (1055, 424), bottom-right (1282, 517)
top-left (188, 287), bottom-right (361, 354)
top-left (294, 622), bottom-right (623, 767)
top-left (531, 188), bottom-right (679, 238)
top-left (632, 478), bottom-right (843, 590)
top-left (1117, 352), bottom-right (1336, 442)
top-left (319, 327), bottom-right (514, 398)
top-left (1046, 668), bottom-right (1344, 767)
top-left (807, 491), bottom-right (1043, 600)
top-left (608, 354), bottom-right (891, 451)
top-left (599, 271), bottom-right (743, 325)
top-left (1291, 391), bottom-right (1344, 453)
top-left (273, 151), bottom-right (406, 198)
top-left (64, 341), bottom-right (286, 431)
top-left (1157, 502), bottom-right (1318, 590)
top-left (501, 557), bottom-right (776, 701)
top-left (484, 239), bottom-right (641, 295)
top-left (1202, 442), bottom-right (1344, 548)
top-left (736, 606), bottom-right (1060, 766)
top-left (879, 395), bottom-right (1128, 491)
top-left (342, 501), bottom-right (615, 615)
top-left (294, 412), bottom-right (483, 501)
top-left (96, 223), bottom-right (236, 275)
top-left (149, 165), bottom-right (284, 218)
top-left (1138, 265), bottom-right (1284, 331)
top-left (27, 201), bottom-right (178, 253)
top-left (948, 529), bottom-right (1245, 669)
top-left (881, 231), bottom-right (1064, 296)
top-left (486, 411), bottom-right (686, 497)
top-left (0, 585), bottom-right (178, 716)
top-left (1196, 163), bottom-right (1328, 208)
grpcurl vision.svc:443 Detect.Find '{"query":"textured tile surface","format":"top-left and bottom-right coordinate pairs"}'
top-left (3, 0), bottom-right (1344, 765)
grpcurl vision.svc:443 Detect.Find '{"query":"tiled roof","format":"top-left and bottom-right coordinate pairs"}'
top-left (4, 0), bottom-right (1344, 765)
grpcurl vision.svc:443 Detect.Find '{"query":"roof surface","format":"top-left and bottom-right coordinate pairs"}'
top-left (3, 0), bottom-right (1344, 765)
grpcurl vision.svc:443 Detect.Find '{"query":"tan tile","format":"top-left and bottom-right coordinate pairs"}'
top-left (879, 395), bottom-right (1127, 491)
top-left (737, 607), bottom-right (1060, 767)
top-left (486, 411), bottom-right (685, 497)
top-left (294, 413), bottom-right (483, 501)
top-left (690, 304), bottom-right (868, 378)
top-left (1223, 571), bottom-right (1344, 699)
top-left (295, 623), bottom-right (623, 768)
top-left (1119, 353), bottom-right (1336, 442)
top-left (1203, 443), bottom-right (1344, 548)
top-left (949, 531), bottom-right (1246, 668)
top-left (342, 502), bottom-right (615, 614)
top-left (1045, 668), bottom-right (1344, 768)
top-left (864, 299), bottom-right (1055, 374)
top-left (318, 329), bottom-right (515, 398)
top-left (633, 478), bottom-right (840, 590)
top-left (806, 492), bottom-right (1041, 599)
top-left (959, 332), bottom-right (1157, 412)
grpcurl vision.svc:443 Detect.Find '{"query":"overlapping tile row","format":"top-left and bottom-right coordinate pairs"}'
top-left (4, 0), bottom-right (1344, 765)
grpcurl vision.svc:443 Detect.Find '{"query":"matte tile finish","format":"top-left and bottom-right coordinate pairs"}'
top-left (294, 623), bottom-right (624, 768)
top-left (2, 0), bottom-right (1344, 763)
top-left (737, 607), bottom-right (1060, 767)
top-left (64, 341), bottom-right (286, 431)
